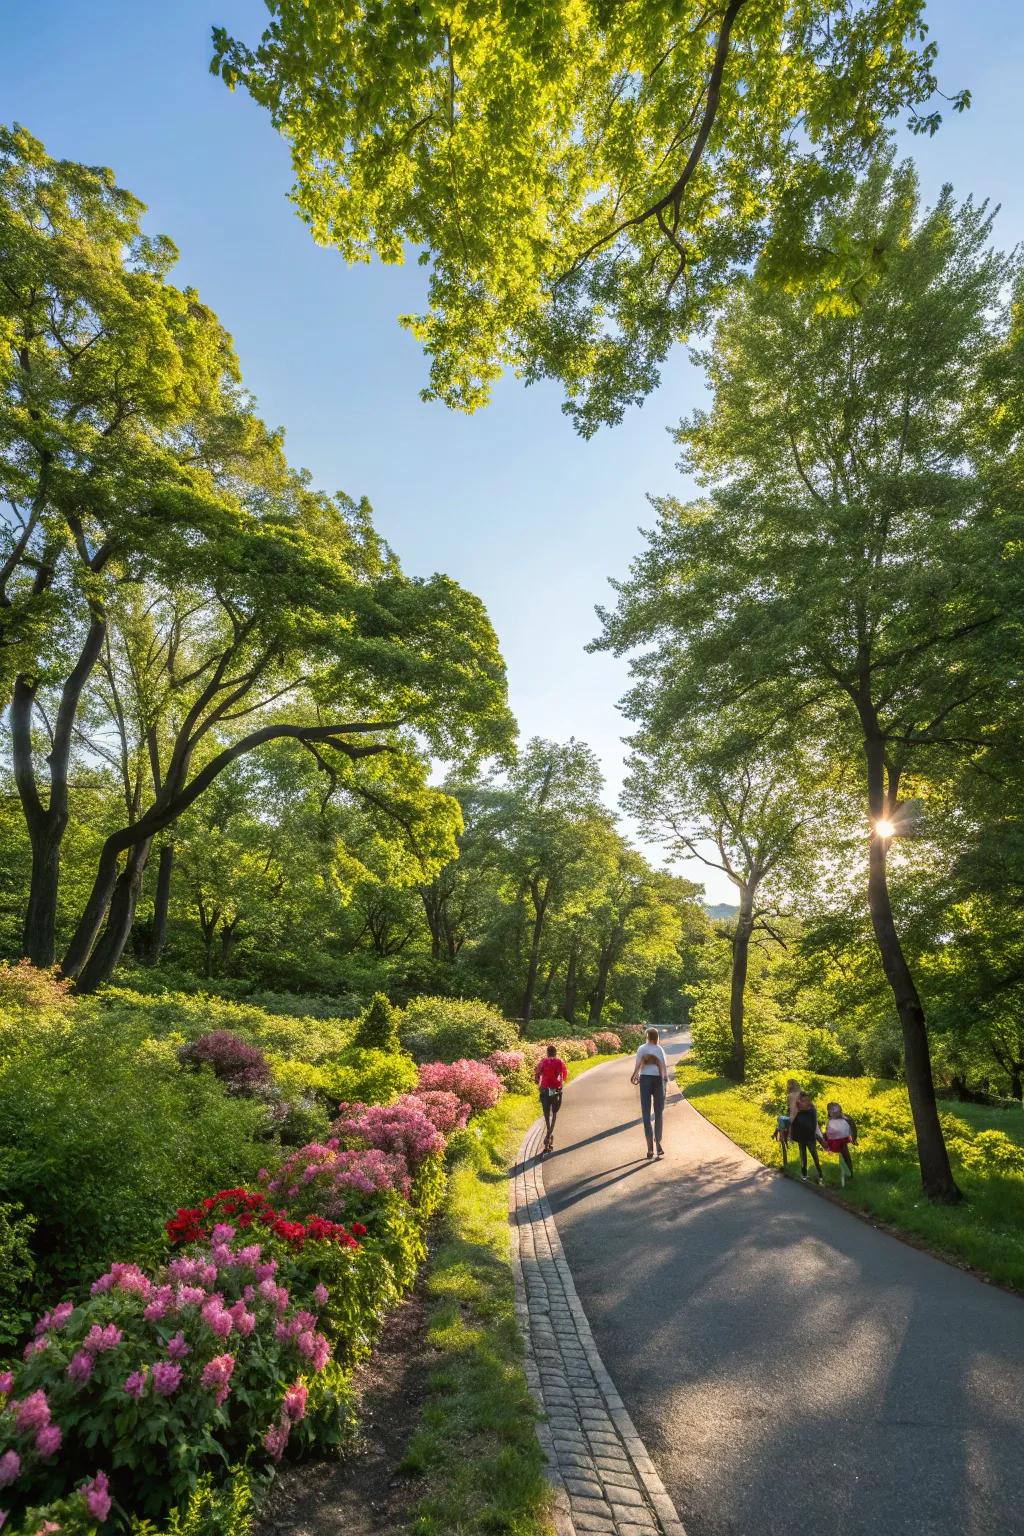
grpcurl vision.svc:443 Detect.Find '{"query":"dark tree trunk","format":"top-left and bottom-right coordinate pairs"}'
top-left (61, 846), bottom-right (122, 980)
top-left (220, 919), bottom-right (241, 972)
top-left (147, 843), bottom-right (174, 964)
top-left (588, 948), bottom-right (613, 1025)
top-left (1011, 1066), bottom-right (1023, 1103)
top-left (11, 614), bottom-right (107, 966)
top-left (75, 840), bottom-right (153, 994)
top-left (521, 878), bottom-right (549, 1026)
top-left (864, 736), bottom-right (960, 1203)
top-left (419, 885), bottom-right (443, 961)
top-left (727, 885), bottom-right (755, 1083)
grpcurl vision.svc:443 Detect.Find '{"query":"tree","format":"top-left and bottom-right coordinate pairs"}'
top-left (0, 131), bottom-right (513, 991)
top-left (211, 2), bottom-right (966, 432)
top-left (624, 722), bottom-right (811, 1080)
top-left (0, 125), bottom-right (249, 965)
top-left (596, 162), bottom-right (1024, 1200)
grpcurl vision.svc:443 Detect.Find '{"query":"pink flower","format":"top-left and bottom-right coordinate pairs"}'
top-left (201, 1353), bottom-right (235, 1407)
top-left (201, 1301), bottom-right (233, 1339)
top-left (23, 1338), bottom-right (47, 1359)
top-left (0, 1454), bottom-right (19, 1491)
top-left (143, 1285), bottom-right (174, 1322)
top-left (84, 1324), bottom-right (123, 1354)
top-left (254, 1260), bottom-right (278, 1282)
top-left (151, 1361), bottom-right (182, 1396)
top-left (166, 1332), bottom-right (190, 1360)
top-left (263, 1421), bottom-right (289, 1461)
top-left (14, 1390), bottom-right (51, 1431)
top-left (84, 1471), bottom-right (112, 1523)
top-left (35, 1424), bottom-right (62, 1458)
top-left (211, 1244), bottom-right (234, 1269)
top-left (313, 1284), bottom-right (329, 1309)
top-left (211, 1223), bottom-right (236, 1243)
top-left (234, 1244), bottom-right (261, 1267)
top-left (229, 1301), bottom-right (256, 1336)
top-left (295, 1330), bottom-right (330, 1371)
top-left (281, 1382), bottom-right (307, 1423)
top-left (123, 1371), bottom-right (146, 1399)
top-left (67, 1351), bottom-right (94, 1388)
top-left (175, 1284), bottom-right (206, 1308)
top-left (0, 1372), bottom-right (11, 1397)
top-left (416, 1059), bottom-right (503, 1114)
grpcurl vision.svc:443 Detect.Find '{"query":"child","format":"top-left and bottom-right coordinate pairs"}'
top-left (790, 1091), bottom-right (824, 1182)
top-left (534, 1045), bottom-right (568, 1153)
top-left (824, 1101), bottom-right (858, 1185)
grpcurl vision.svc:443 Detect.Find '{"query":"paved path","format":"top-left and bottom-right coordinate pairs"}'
top-left (540, 1031), bottom-right (1024, 1536)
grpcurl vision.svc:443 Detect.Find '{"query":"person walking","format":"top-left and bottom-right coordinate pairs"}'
top-left (534, 1044), bottom-right (568, 1153)
top-left (631, 1027), bottom-right (669, 1160)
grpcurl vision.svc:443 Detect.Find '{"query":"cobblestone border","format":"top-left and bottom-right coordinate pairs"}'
top-left (511, 1115), bottom-right (687, 1536)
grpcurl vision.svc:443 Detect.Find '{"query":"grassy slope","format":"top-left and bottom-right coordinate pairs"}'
top-left (677, 1061), bottom-right (1024, 1292)
top-left (404, 1056), bottom-right (621, 1535)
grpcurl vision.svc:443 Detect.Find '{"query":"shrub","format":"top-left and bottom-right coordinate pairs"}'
top-left (416, 1060), bottom-right (504, 1115)
top-left (266, 1142), bottom-right (414, 1217)
top-left (0, 1234), bottom-right (339, 1524)
top-left (483, 1050), bottom-right (534, 1095)
top-left (326, 1048), bottom-right (418, 1107)
top-left (179, 1033), bottom-right (271, 1096)
top-left (0, 1005), bottom-right (269, 1290)
top-left (399, 996), bottom-right (517, 1064)
top-left (0, 964), bottom-right (72, 1040)
top-left (405, 1090), bottom-right (471, 1135)
top-left (333, 1101), bottom-right (446, 1169)
top-left (592, 1031), bottom-right (622, 1054)
top-left (617, 1026), bottom-right (648, 1053)
top-left (0, 1203), bottom-right (35, 1352)
top-left (349, 994), bottom-right (401, 1054)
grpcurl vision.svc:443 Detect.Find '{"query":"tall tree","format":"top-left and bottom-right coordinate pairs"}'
top-left (624, 725), bottom-right (810, 1080)
top-left (212, 2), bottom-right (966, 431)
top-left (596, 162), bottom-right (1024, 1200)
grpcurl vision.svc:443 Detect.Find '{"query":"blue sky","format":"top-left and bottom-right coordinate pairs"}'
top-left (4, 1), bottom-right (1022, 901)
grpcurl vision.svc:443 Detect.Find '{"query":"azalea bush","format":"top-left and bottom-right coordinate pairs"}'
top-left (0, 1231), bottom-right (344, 1526)
top-left (484, 1050), bottom-right (533, 1095)
top-left (415, 1060), bottom-right (503, 1115)
top-left (179, 1032), bottom-right (272, 1096)
top-left (266, 1142), bottom-right (414, 1218)
top-left (592, 1031), bottom-right (622, 1054)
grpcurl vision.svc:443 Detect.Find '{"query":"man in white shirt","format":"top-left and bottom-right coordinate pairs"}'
top-left (630, 1027), bottom-right (669, 1160)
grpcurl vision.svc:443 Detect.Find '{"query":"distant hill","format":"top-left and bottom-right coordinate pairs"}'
top-left (704, 903), bottom-right (738, 921)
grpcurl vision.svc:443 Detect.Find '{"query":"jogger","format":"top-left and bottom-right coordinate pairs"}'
top-left (631, 1027), bottom-right (669, 1159)
top-left (534, 1044), bottom-right (568, 1153)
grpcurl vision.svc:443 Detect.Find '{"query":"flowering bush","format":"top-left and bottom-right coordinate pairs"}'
top-left (592, 1031), bottom-right (623, 1054)
top-left (416, 1060), bottom-right (503, 1115)
top-left (405, 1089), bottom-right (471, 1136)
top-left (0, 1233), bottom-right (340, 1524)
top-left (333, 1100), bottom-right (446, 1168)
top-left (179, 1032), bottom-right (272, 1096)
top-left (266, 1141), bottom-right (413, 1219)
top-left (165, 1188), bottom-right (361, 1252)
top-left (618, 1026), bottom-right (648, 1052)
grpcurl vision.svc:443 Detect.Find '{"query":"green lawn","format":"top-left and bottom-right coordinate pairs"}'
top-left (404, 1056), bottom-right (622, 1534)
top-left (676, 1061), bottom-right (1024, 1293)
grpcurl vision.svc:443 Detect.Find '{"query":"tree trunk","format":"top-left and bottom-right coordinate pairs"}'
top-left (588, 947), bottom-right (613, 1025)
top-left (75, 840), bottom-right (153, 994)
top-left (220, 919), bottom-right (241, 972)
top-left (61, 845), bottom-right (123, 981)
top-left (728, 885), bottom-right (755, 1083)
top-left (1011, 1066), bottom-right (1023, 1103)
top-left (147, 843), bottom-right (174, 964)
top-left (419, 885), bottom-right (443, 961)
top-left (21, 822), bottom-right (64, 968)
top-left (521, 879), bottom-right (549, 1026)
top-left (864, 737), bottom-right (960, 1202)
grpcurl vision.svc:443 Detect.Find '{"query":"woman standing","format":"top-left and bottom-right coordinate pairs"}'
top-left (791, 1090), bottom-right (825, 1182)
top-left (630, 1027), bottom-right (669, 1160)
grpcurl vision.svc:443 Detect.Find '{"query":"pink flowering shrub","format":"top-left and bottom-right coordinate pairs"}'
top-left (592, 1031), bottom-right (623, 1054)
top-left (484, 1050), bottom-right (526, 1080)
top-left (179, 1031), bottom-right (271, 1096)
top-left (416, 1059), bottom-right (503, 1115)
top-left (333, 1100), bottom-right (446, 1168)
top-left (0, 1231), bottom-right (336, 1524)
top-left (266, 1140), bottom-right (413, 1219)
top-left (404, 1089), bottom-right (470, 1136)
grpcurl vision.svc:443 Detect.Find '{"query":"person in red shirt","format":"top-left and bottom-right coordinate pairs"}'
top-left (534, 1045), bottom-right (568, 1153)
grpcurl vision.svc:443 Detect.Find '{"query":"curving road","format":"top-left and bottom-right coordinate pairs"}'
top-left (541, 1029), bottom-right (1024, 1536)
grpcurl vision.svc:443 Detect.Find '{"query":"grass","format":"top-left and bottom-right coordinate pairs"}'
top-left (677, 1059), bottom-right (1024, 1292)
top-left (403, 1090), bottom-right (553, 1536)
top-left (404, 1055), bottom-right (622, 1534)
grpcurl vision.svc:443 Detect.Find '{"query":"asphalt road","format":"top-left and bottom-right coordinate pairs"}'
top-left (541, 1029), bottom-right (1024, 1536)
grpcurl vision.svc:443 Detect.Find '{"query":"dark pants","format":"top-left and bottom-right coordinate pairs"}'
top-left (540, 1088), bottom-right (562, 1135)
top-left (795, 1136), bottom-right (821, 1176)
top-left (639, 1076), bottom-right (665, 1150)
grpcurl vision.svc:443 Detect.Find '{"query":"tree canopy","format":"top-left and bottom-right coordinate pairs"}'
top-left (211, 0), bottom-right (966, 431)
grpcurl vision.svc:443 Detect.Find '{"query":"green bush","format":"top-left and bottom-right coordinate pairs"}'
top-left (268, 1047), bottom-right (417, 1109)
top-left (350, 992), bottom-right (401, 1053)
top-left (99, 988), bottom-right (355, 1063)
top-left (399, 996), bottom-right (518, 1064)
top-left (0, 1199), bottom-right (35, 1350)
top-left (0, 996), bottom-right (268, 1291)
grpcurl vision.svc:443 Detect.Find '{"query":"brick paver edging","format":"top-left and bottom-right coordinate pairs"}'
top-left (511, 1115), bottom-right (687, 1536)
